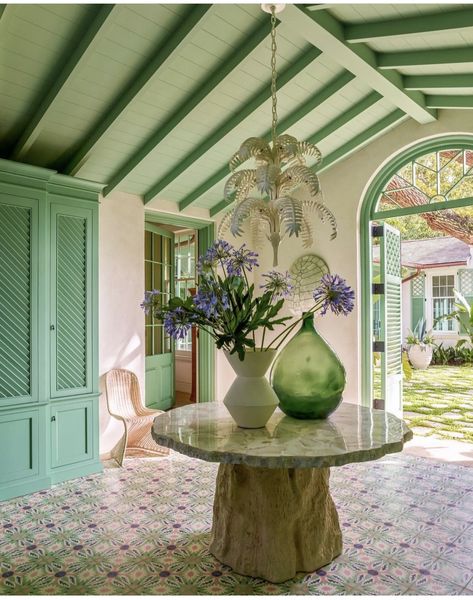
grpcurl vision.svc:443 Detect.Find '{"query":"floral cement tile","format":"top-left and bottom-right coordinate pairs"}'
top-left (1, 452), bottom-right (473, 595)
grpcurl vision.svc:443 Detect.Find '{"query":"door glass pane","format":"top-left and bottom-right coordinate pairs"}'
top-left (152, 263), bottom-right (162, 291)
top-left (153, 234), bottom-right (162, 263)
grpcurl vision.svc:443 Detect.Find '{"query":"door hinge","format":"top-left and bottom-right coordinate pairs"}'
top-left (372, 283), bottom-right (385, 295)
top-left (373, 398), bottom-right (385, 410)
top-left (373, 341), bottom-right (385, 352)
top-left (372, 225), bottom-right (384, 238)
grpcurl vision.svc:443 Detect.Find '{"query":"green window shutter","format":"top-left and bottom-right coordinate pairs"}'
top-left (458, 268), bottom-right (473, 334)
top-left (0, 202), bottom-right (33, 400)
top-left (378, 223), bottom-right (403, 417)
top-left (410, 273), bottom-right (425, 330)
top-left (51, 206), bottom-right (92, 395)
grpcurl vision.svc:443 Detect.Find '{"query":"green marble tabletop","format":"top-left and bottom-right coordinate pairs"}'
top-left (151, 402), bottom-right (413, 469)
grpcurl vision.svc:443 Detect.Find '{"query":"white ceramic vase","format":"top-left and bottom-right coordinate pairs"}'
top-left (408, 344), bottom-right (433, 370)
top-left (223, 349), bottom-right (279, 429)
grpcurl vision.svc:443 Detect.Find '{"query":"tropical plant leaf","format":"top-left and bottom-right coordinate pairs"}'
top-left (280, 165), bottom-right (320, 196)
top-left (231, 197), bottom-right (269, 237)
top-left (255, 164), bottom-right (280, 195)
top-left (229, 137), bottom-right (271, 171)
top-left (276, 136), bottom-right (322, 165)
top-left (224, 169), bottom-right (256, 200)
top-left (303, 199), bottom-right (338, 240)
top-left (274, 195), bottom-right (303, 237)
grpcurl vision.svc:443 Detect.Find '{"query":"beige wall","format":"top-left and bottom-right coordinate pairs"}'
top-left (98, 110), bottom-right (473, 454)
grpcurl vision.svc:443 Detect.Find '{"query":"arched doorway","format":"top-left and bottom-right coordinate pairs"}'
top-left (360, 134), bottom-right (473, 411)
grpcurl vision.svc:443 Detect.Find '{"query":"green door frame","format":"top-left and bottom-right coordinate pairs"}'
top-left (145, 211), bottom-right (216, 402)
top-left (360, 134), bottom-right (473, 406)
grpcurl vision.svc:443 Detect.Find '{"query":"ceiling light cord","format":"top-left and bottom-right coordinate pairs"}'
top-left (270, 5), bottom-right (278, 148)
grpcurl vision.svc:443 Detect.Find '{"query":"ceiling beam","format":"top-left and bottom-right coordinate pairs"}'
top-left (378, 47), bottom-right (473, 69)
top-left (179, 69), bottom-right (355, 211)
top-left (425, 95), bottom-right (473, 109)
top-left (404, 74), bottom-right (473, 90)
top-left (143, 45), bottom-right (322, 204)
top-left (103, 19), bottom-right (273, 197)
top-left (209, 91), bottom-right (382, 217)
top-left (277, 5), bottom-right (436, 124)
top-left (318, 109), bottom-right (406, 173)
top-left (345, 8), bottom-right (473, 42)
top-left (59, 4), bottom-right (211, 176)
top-left (9, 4), bottom-right (115, 161)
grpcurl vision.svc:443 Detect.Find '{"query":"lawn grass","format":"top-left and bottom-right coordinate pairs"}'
top-left (402, 365), bottom-right (473, 443)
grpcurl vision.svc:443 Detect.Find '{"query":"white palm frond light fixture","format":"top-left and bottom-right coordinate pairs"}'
top-left (219, 3), bottom-right (337, 267)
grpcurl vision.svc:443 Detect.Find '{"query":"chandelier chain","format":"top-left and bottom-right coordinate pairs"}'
top-left (270, 5), bottom-right (278, 147)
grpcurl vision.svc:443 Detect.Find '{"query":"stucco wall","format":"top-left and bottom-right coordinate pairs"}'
top-left (98, 192), bottom-right (245, 454)
top-left (98, 110), bottom-right (473, 454)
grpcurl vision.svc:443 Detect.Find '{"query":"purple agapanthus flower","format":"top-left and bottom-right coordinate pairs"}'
top-left (197, 240), bottom-right (234, 275)
top-left (163, 307), bottom-right (193, 340)
top-left (226, 244), bottom-right (259, 276)
top-left (194, 289), bottom-right (219, 318)
top-left (313, 274), bottom-right (355, 316)
top-left (260, 270), bottom-right (293, 298)
top-left (140, 289), bottom-right (161, 315)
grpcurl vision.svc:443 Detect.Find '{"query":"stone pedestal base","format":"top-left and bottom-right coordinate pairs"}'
top-left (209, 464), bottom-right (342, 583)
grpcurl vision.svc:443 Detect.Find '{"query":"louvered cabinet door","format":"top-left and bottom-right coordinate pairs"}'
top-left (0, 196), bottom-right (38, 407)
top-left (50, 204), bottom-right (93, 398)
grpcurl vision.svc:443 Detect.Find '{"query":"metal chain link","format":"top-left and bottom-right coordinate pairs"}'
top-left (270, 5), bottom-right (278, 147)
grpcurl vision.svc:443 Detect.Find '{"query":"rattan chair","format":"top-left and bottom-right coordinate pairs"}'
top-left (105, 368), bottom-right (169, 466)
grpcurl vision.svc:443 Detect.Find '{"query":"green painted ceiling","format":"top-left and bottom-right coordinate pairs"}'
top-left (1, 3), bottom-right (473, 216)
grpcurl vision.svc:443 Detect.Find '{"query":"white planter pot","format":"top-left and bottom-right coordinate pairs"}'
top-left (408, 344), bottom-right (433, 370)
top-left (223, 349), bottom-right (278, 429)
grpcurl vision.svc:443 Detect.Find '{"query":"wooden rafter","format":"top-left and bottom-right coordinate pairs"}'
top-left (209, 91), bottom-right (382, 218)
top-left (277, 5), bottom-right (436, 125)
top-left (143, 45), bottom-right (322, 205)
top-left (319, 109), bottom-right (407, 172)
top-left (404, 74), bottom-right (473, 90)
top-left (103, 19), bottom-right (274, 197)
top-left (345, 8), bottom-right (473, 42)
top-left (378, 47), bottom-right (473, 69)
top-left (59, 4), bottom-right (212, 176)
top-left (179, 70), bottom-right (355, 212)
top-left (9, 4), bottom-right (115, 160)
top-left (425, 95), bottom-right (473, 109)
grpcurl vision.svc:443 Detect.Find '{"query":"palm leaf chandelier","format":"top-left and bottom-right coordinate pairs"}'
top-left (219, 3), bottom-right (337, 267)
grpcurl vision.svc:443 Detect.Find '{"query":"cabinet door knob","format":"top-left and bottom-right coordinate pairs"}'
top-left (51, 416), bottom-right (56, 422)
top-left (50, 324), bottom-right (55, 331)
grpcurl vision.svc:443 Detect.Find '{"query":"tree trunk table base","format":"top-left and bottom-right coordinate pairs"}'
top-left (209, 464), bottom-right (342, 583)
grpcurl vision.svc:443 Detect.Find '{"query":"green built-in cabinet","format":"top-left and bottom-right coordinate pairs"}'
top-left (0, 159), bottom-right (102, 501)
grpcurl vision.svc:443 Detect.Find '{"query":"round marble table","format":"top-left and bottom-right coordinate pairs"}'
top-left (151, 402), bottom-right (412, 583)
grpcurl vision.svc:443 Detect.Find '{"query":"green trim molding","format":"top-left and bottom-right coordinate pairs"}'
top-left (360, 134), bottom-right (473, 406)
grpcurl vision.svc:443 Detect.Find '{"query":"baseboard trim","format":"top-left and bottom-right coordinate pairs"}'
top-left (49, 460), bottom-right (103, 485)
top-left (0, 476), bottom-right (52, 502)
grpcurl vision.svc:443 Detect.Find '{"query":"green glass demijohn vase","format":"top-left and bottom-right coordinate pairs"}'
top-left (271, 312), bottom-right (346, 419)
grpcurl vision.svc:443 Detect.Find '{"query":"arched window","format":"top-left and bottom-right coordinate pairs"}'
top-left (375, 148), bottom-right (473, 214)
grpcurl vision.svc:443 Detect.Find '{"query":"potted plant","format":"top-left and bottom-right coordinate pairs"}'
top-left (406, 317), bottom-right (435, 370)
top-left (141, 240), bottom-right (354, 428)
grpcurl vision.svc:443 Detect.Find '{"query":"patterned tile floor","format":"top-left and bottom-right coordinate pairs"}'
top-left (1, 452), bottom-right (473, 595)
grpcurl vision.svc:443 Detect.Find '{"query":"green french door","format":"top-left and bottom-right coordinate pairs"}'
top-left (144, 224), bottom-right (174, 411)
